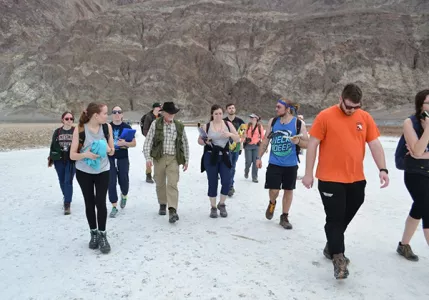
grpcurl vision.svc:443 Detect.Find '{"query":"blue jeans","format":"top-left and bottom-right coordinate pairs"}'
top-left (229, 151), bottom-right (239, 188)
top-left (108, 157), bottom-right (130, 203)
top-left (204, 152), bottom-right (231, 197)
top-left (54, 160), bottom-right (75, 203)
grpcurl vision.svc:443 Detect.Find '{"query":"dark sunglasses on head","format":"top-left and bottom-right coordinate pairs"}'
top-left (112, 110), bottom-right (122, 114)
top-left (64, 117), bottom-right (74, 121)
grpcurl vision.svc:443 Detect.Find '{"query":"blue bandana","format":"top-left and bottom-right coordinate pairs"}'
top-left (278, 99), bottom-right (296, 113)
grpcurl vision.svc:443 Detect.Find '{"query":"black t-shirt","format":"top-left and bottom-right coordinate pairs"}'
top-left (111, 122), bottom-right (132, 159)
top-left (223, 116), bottom-right (245, 130)
top-left (54, 127), bottom-right (74, 160)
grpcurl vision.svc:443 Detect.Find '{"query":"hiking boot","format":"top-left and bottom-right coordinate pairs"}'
top-left (146, 174), bottom-right (154, 183)
top-left (228, 187), bottom-right (235, 197)
top-left (397, 242), bottom-right (419, 261)
top-left (98, 231), bottom-right (111, 254)
top-left (109, 207), bottom-right (118, 218)
top-left (244, 170), bottom-right (249, 179)
top-left (217, 203), bottom-right (228, 218)
top-left (265, 200), bottom-right (276, 220)
top-left (210, 207), bottom-right (218, 218)
top-left (279, 213), bottom-right (293, 229)
top-left (120, 194), bottom-right (127, 209)
top-left (159, 204), bottom-right (167, 215)
top-left (64, 203), bottom-right (71, 215)
top-left (323, 243), bottom-right (350, 265)
top-left (169, 208), bottom-right (179, 223)
top-left (252, 178), bottom-right (258, 183)
top-left (332, 254), bottom-right (349, 279)
top-left (89, 229), bottom-right (99, 249)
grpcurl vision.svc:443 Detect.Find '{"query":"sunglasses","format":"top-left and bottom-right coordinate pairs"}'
top-left (342, 100), bottom-right (361, 110)
top-left (112, 110), bottom-right (122, 114)
top-left (64, 117), bottom-right (74, 121)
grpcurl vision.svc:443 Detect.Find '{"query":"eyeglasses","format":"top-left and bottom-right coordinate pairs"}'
top-left (112, 110), bottom-right (122, 114)
top-left (64, 117), bottom-right (74, 121)
top-left (342, 99), bottom-right (361, 110)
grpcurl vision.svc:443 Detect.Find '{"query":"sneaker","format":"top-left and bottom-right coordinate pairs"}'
top-left (332, 254), bottom-right (349, 279)
top-left (98, 231), bottom-right (111, 254)
top-left (64, 203), bottom-right (71, 215)
top-left (252, 178), bottom-right (258, 183)
top-left (227, 187), bottom-right (235, 197)
top-left (210, 207), bottom-right (218, 218)
top-left (217, 203), bottom-right (228, 218)
top-left (397, 242), bottom-right (419, 261)
top-left (146, 174), bottom-right (154, 183)
top-left (244, 170), bottom-right (249, 179)
top-left (89, 229), bottom-right (99, 249)
top-left (265, 200), bottom-right (276, 220)
top-left (169, 208), bottom-right (179, 223)
top-left (159, 204), bottom-right (167, 216)
top-left (323, 243), bottom-right (350, 265)
top-left (110, 207), bottom-right (118, 218)
top-left (279, 213), bottom-right (293, 229)
top-left (120, 194), bottom-right (127, 209)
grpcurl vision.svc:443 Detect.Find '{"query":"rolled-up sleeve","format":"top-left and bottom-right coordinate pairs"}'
top-left (182, 128), bottom-right (190, 163)
top-left (143, 122), bottom-right (156, 161)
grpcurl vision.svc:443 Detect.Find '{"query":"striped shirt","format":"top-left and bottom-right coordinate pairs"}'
top-left (143, 119), bottom-right (189, 163)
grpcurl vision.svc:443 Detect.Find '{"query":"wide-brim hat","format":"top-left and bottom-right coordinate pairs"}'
top-left (160, 102), bottom-right (180, 114)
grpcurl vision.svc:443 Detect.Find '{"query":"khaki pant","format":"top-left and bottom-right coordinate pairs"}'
top-left (153, 155), bottom-right (179, 209)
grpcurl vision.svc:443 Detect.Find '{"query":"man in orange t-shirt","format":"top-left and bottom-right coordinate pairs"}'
top-left (302, 84), bottom-right (389, 280)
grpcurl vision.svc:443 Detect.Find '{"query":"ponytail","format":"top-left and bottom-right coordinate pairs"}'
top-left (78, 111), bottom-right (89, 128)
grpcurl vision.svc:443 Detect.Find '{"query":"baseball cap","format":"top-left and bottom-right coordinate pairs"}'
top-left (249, 113), bottom-right (259, 119)
top-left (152, 102), bottom-right (162, 108)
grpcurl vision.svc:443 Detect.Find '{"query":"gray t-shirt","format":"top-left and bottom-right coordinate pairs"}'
top-left (207, 121), bottom-right (230, 148)
top-left (75, 124), bottom-right (110, 174)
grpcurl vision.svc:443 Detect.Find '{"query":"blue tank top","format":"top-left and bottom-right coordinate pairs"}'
top-left (269, 117), bottom-right (298, 167)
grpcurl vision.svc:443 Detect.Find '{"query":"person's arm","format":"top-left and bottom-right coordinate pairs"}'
top-left (291, 120), bottom-right (309, 148)
top-left (367, 138), bottom-right (386, 168)
top-left (303, 113), bottom-right (326, 177)
top-left (227, 122), bottom-right (240, 142)
top-left (107, 124), bottom-right (115, 156)
top-left (260, 124), bottom-right (265, 140)
top-left (198, 124), bottom-right (208, 146)
top-left (143, 121), bottom-right (156, 162)
top-left (404, 117), bottom-right (429, 157)
top-left (182, 127), bottom-right (190, 171)
top-left (70, 127), bottom-right (98, 161)
top-left (257, 118), bottom-right (273, 159)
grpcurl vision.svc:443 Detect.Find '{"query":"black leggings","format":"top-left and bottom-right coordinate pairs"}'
top-left (76, 170), bottom-right (110, 231)
top-left (404, 172), bottom-right (429, 229)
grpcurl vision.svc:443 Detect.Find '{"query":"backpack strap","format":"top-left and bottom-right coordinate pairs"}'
top-left (295, 118), bottom-right (302, 163)
top-left (102, 123), bottom-right (109, 140)
top-left (224, 120), bottom-right (231, 132)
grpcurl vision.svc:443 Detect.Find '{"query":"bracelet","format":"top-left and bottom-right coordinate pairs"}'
top-left (380, 168), bottom-right (388, 174)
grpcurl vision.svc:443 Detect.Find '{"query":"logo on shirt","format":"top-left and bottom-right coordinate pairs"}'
top-left (356, 122), bottom-right (363, 131)
top-left (270, 130), bottom-right (293, 157)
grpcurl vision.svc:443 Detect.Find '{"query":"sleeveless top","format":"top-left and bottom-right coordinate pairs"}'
top-left (207, 121), bottom-right (230, 149)
top-left (75, 124), bottom-right (110, 174)
top-left (269, 117), bottom-right (298, 167)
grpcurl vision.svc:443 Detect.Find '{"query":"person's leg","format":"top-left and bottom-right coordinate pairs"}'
top-left (218, 158), bottom-right (232, 217)
top-left (94, 170), bottom-right (111, 254)
top-left (318, 180), bottom-right (349, 279)
top-left (117, 157), bottom-right (130, 208)
top-left (108, 157), bottom-right (118, 207)
top-left (63, 161), bottom-right (74, 204)
top-left (244, 148), bottom-right (252, 179)
top-left (204, 153), bottom-right (219, 215)
top-left (228, 151), bottom-right (239, 195)
top-left (264, 164), bottom-right (282, 220)
top-left (54, 160), bottom-right (66, 200)
top-left (279, 166), bottom-right (297, 229)
top-left (165, 156), bottom-right (180, 223)
top-left (251, 146), bottom-right (258, 181)
top-left (153, 157), bottom-right (167, 214)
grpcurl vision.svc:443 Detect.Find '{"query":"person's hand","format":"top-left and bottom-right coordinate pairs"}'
top-left (290, 136), bottom-right (300, 145)
top-left (256, 159), bottom-right (262, 169)
top-left (183, 163), bottom-right (188, 172)
top-left (117, 139), bottom-right (127, 147)
top-left (146, 161), bottom-right (153, 169)
top-left (380, 171), bottom-right (389, 188)
top-left (302, 174), bottom-right (314, 189)
top-left (84, 149), bottom-right (99, 160)
top-left (423, 114), bottom-right (429, 129)
top-left (221, 131), bottom-right (232, 139)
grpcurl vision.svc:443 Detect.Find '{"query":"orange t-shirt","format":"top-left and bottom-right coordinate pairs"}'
top-left (309, 105), bottom-right (380, 183)
top-left (246, 124), bottom-right (265, 145)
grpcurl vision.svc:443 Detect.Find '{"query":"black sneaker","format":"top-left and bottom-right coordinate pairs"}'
top-left (332, 254), bottom-right (349, 279)
top-left (265, 200), bottom-right (276, 220)
top-left (98, 231), bottom-right (111, 254)
top-left (323, 243), bottom-right (350, 265)
top-left (217, 203), bottom-right (228, 218)
top-left (169, 208), bottom-right (179, 223)
top-left (89, 229), bottom-right (99, 249)
top-left (279, 213), bottom-right (293, 229)
top-left (397, 242), bottom-right (419, 261)
top-left (146, 174), bottom-right (154, 184)
top-left (210, 207), bottom-right (218, 218)
top-left (159, 204), bottom-right (167, 215)
top-left (244, 170), bottom-right (249, 179)
top-left (64, 203), bottom-right (71, 215)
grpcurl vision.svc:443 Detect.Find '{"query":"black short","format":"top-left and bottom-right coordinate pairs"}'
top-left (264, 164), bottom-right (298, 190)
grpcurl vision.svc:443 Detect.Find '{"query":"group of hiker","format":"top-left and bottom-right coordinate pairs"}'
top-left (47, 83), bottom-right (429, 280)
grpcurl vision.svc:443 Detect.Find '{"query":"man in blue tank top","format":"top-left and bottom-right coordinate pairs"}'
top-left (256, 98), bottom-right (309, 229)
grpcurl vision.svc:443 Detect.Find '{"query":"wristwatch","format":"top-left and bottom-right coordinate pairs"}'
top-left (256, 156), bottom-right (261, 160)
top-left (380, 168), bottom-right (388, 174)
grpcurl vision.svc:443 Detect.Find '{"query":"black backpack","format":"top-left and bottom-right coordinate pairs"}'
top-left (270, 116), bottom-right (302, 163)
top-left (394, 115), bottom-right (421, 170)
top-left (78, 123), bottom-right (109, 152)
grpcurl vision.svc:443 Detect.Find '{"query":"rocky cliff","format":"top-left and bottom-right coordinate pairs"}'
top-left (0, 0), bottom-right (428, 121)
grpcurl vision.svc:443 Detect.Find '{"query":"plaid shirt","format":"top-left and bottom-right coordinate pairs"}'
top-left (143, 119), bottom-right (190, 163)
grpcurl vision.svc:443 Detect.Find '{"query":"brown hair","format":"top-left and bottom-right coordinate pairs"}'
top-left (210, 104), bottom-right (224, 121)
top-left (279, 97), bottom-right (300, 115)
top-left (61, 111), bottom-right (74, 120)
top-left (225, 103), bottom-right (235, 109)
top-left (341, 84), bottom-right (362, 104)
top-left (415, 89), bottom-right (429, 118)
top-left (78, 102), bottom-right (106, 128)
